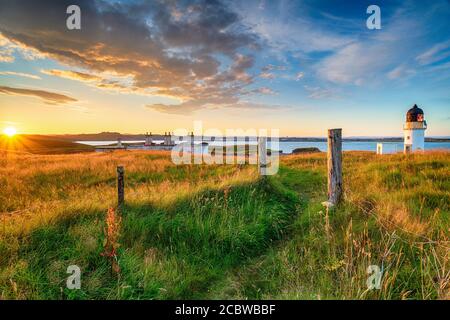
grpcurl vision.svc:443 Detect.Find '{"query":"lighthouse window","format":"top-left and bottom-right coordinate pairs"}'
top-left (407, 136), bottom-right (410, 140)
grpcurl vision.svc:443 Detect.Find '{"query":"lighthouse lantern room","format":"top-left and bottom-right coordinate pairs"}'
top-left (403, 104), bottom-right (427, 153)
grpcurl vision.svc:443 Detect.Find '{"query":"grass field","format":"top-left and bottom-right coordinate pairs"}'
top-left (0, 149), bottom-right (448, 299)
top-left (0, 135), bottom-right (95, 154)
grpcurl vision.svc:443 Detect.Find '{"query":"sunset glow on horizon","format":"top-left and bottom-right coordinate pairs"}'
top-left (0, 0), bottom-right (449, 137)
top-left (3, 126), bottom-right (17, 137)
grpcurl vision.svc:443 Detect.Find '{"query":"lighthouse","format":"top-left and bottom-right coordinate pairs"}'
top-left (403, 104), bottom-right (427, 153)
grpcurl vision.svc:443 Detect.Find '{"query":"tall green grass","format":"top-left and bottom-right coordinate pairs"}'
top-left (222, 151), bottom-right (449, 299)
top-left (0, 150), bottom-right (448, 299)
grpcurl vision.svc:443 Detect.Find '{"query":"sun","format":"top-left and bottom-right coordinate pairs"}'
top-left (3, 127), bottom-right (17, 137)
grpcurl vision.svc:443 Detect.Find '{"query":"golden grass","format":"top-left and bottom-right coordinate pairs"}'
top-left (0, 149), bottom-right (448, 299)
top-left (282, 150), bottom-right (449, 239)
top-left (275, 150), bottom-right (449, 299)
top-left (0, 150), bottom-right (258, 237)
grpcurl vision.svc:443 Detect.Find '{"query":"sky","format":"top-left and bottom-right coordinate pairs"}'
top-left (0, 0), bottom-right (449, 137)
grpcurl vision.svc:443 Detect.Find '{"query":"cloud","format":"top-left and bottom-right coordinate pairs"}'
top-left (0, 85), bottom-right (77, 105)
top-left (253, 87), bottom-right (276, 95)
top-left (41, 69), bottom-right (139, 94)
top-left (316, 1), bottom-right (450, 85)
top-left (416, 39), bottom-right (450, 65)
top-left (0, 71), bottom-right (41, 79)
top-left (317, 41), bottom-right (398, 85)
top-left (261, 64), bottom-right (286, 72)
top-left (278, 71), bottom-right (304, 82)
top-left (41, 69), bottom-right (101, 82)
top-left (259, 72), bottom-right (275, 79)
top-left (236, 0), bottom-right (352, 56)
top-left (0, 33), bottom-right (14, 62)
top-left (304, 85), bottom-right (335, 99)
top-left (146, 99), bottom-right (287, 115)
top-left (295, 72), bottom-right (304, 80)
top-left (0, 52), bottom-right (14, 62)
top-left (258, 64), bottom-right (290, 80)
top-left (96, 79), bottom-right (132, 91)
top-left (427, 61), bottom-right (450, 72)
top-left (0, 31), bottom-right (44, 62)
top-left (387, 65), bottom-right (416, 80)
top-left (146, 102), bottom-right (206, 115)
top-left (146, 97), bottom-right (233, 115)
top-left (226, 101), bottom-right (289, 111)
top-left (146, 90), bottom-right (244, 115)
top-left (0, 0), bottom-right (265, 112)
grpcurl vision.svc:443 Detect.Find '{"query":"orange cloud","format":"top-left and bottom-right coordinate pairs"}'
top-left (0, 85), bottom-right (77, 105)
top-left (41, 69), bottom-right (101, 82)
top-left (0, 71), bottom-right (41, 79)
top-left (0, 0), bottom-right (266, 113)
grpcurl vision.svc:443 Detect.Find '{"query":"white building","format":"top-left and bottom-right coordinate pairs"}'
top-left (144, 132), bottom-right (152, 146)
top-left (404, 104), bottom-right (427, 153)
top-left (376, 143), bottom-right (383, 155)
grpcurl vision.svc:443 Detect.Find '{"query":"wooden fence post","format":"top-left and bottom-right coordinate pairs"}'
top-left (190, 132), bottom-right (195, 155)
top-left (327, 129), bottom-right (342, 206)
top-left (117, 166), bottom-right (124, 208)
top-left (258, 136), bottom-right (267, 175)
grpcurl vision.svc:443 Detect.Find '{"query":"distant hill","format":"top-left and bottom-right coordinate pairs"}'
top-left (53, 132), bottom-right (163, 141)
top-left (0, 135), bottom-right (95, 154)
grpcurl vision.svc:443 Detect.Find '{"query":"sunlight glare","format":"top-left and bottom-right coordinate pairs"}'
top-left (3, 127), bottom-right (17, 137)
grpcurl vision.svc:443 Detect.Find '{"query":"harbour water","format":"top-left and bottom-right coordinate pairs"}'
top-left (77, 140), bottom-right (450, 154)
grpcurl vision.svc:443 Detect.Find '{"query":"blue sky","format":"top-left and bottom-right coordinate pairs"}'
top-left (0, 0), bottom-right (449, 136)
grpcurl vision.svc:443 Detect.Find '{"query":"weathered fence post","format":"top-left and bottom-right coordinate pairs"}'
top-left (190, 132), bottom-right (195, 155)
top-left (258, 136), bottom-right (267, 176)
top-left (327, 129), bottom-right (342, 206)
top-left (117, 166), bottom-right (124, 208)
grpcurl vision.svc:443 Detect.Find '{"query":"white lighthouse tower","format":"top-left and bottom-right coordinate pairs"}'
top-left (403, 104), bottom-right (427, 153)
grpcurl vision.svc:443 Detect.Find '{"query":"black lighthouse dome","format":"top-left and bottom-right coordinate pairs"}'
top-left (406, 104), bottom-right (424, 122)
